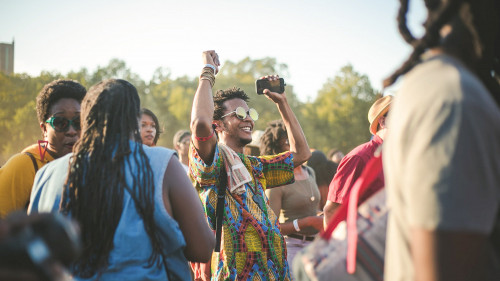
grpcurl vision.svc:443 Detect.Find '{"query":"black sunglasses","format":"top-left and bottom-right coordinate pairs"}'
top-left (45, 116), bottom-right (81, 132)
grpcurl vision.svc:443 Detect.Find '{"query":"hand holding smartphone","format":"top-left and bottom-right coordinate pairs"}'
top-left (255, 78), bottom-right (285, 95)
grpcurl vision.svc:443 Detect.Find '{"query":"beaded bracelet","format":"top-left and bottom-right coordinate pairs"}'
top-left (194, 130), bottom-right (214, 142)
top-left (200, 69), bottom-right (215, 87)
top-left (200, 78), bottom-right (213, 88)
top-left (200, 74), bottom-right (215, 87)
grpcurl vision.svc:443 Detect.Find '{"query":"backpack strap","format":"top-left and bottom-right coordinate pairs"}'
top-left (346, 154), bottom-right (383, 274)
top-left (215, 167), bottom-right (227, 252)
top-left (24, 152), bottom-right (39, 173)
top-left (24, 152), bottom-right (39, 209)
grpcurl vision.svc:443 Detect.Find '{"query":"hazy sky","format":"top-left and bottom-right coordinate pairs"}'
top-left (1, 0), bottom-right (426, 101)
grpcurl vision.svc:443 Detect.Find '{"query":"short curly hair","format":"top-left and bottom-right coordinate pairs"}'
top-left (213, 87), bottom-right (249, 120)
top-left (36, 79), bottom-right (87, 123)
top-left (259, 120), bottom-right (288, 156)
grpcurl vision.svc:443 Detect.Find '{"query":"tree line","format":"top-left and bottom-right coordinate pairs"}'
top-left (0, 57), bottom-right (379, 165)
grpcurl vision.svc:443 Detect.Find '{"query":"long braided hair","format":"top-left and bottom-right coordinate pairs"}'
top-left (60, 79), bottom-right (163, 277)
top-left (385, 0), bottom-right (500, 106)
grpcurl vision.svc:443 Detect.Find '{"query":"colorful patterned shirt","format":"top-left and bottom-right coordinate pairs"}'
top-left (189, 143), bottom-right (294, 281)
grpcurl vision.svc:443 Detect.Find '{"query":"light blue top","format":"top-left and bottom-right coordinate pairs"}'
top-left (29, 141), bottom-right (191, 280)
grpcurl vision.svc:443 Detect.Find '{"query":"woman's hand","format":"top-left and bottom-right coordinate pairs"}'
top-left (305, 215), bottom-right (324, 232)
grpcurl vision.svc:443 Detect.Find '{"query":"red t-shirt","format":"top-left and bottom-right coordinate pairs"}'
top-left (327, 135), bottom-right (384, 204)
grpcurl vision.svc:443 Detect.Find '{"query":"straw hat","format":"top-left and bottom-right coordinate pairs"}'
top-left (368, 95), bottom-right (393, 135)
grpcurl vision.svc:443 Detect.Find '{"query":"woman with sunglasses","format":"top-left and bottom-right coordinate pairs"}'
top-left (0, 79), bottom-right (86, 218)
top-left (261, 120), bottom-right (323, 274)
top-left (140, 108), bottom-right (161, 147)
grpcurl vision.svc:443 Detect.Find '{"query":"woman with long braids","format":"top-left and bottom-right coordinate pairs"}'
top-left (29, 79), bottom-right (214, 280)
top-left (383, 0), bottom-right (500, 280)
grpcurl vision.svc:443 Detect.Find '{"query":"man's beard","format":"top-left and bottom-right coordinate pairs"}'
top-left (239, 137), bottom-right (252, 147)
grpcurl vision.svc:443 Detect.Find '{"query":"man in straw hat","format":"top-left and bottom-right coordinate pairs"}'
top-left (323, 95), bottom-right (393, 227)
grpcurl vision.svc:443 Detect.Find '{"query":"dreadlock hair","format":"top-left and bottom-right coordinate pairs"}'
top-left (60, 79), bottom-right (163, 277)
top-left (260, 120), bottom-right (288, 156)
top-left (140, 108), bottom-right (162, 145)
top-left (213, 87), bottom-right (250, 121)
top-left (385, 0), bottom-right (500, 106)
top-left (36, 79), bottom-right (87, 124)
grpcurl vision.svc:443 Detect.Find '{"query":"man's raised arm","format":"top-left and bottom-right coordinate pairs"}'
top-left (261, 75), bottom-right (311, 167)
top-left (190, 50), bottom-right (220, 164)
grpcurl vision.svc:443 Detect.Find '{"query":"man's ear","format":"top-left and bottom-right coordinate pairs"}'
top-left (213, 121), bottom-right (222, 133)
top-left (378, 115), bottom-right (387, 129)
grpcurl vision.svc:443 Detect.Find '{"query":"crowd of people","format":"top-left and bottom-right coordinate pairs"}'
top-left (0, 0), bottom-right (499, 280)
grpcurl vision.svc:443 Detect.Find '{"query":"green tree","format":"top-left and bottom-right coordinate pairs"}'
top-left (215, 57), bottom-right (303, 132)
top-left (0, 59), bottom-right (148, 164)
top-left (142, 57), bottom-right (304, 148)
top-left (0, 71), bottom-right (65, 164)
top-left (0, 56), bottom-right (310, 165)
top-left (143, 74), bottom-right (198, 148)
top-left (67, 59), bottom-right (146, 92)
top-left (302, 65), bottom-right (378, 154)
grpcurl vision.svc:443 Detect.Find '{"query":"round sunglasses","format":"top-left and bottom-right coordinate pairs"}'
top-left (221, 107), bottom-right (259, 121)
top-left (45, 116), bottom-right (81, 132)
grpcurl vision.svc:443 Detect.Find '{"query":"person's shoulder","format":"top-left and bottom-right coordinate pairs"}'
top-left (39, 153), bottom-right (72, 174)
top-left (0, 145), bottom-right (38, 172)
top-left (144, 145), bottom-right (176, 154)
top-left (347, 140), bottom-right (374, 158)
top-left (148, 146), bottom-right (177, 160)
top-left (303, 165), bottom-right (317, 180)
top-left (21, 144), bottom-right (40, 154)
top-left (405, 54), bottom-right (468, 98)
top-left (142, 145), bottom-right (178, 170)
top-left (259, 151), bottom-right (293, 162)
top-left (335, 149), bottom-right (366, 175)
top-left (257, 151), bottom-right (294, 171)
top-left (2, 152), bottom-right (30, 168)
top-left (244, 154), bottom-right (260, 164)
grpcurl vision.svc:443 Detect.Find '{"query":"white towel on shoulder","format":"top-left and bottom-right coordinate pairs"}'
top-left (219, 144), bottom-right (252, 195)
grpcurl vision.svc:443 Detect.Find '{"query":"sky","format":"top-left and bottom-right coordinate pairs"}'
top-left (1, 0), bottom-right (426, 102)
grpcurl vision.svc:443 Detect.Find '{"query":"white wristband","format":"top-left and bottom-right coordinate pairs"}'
top-left (204, 64), bottom-right (216, 74)
top-left (293, 219), bottom-right (301, 232)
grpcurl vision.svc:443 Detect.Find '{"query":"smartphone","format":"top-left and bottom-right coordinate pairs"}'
top-left (255, 78), bottom-right (285, 95)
